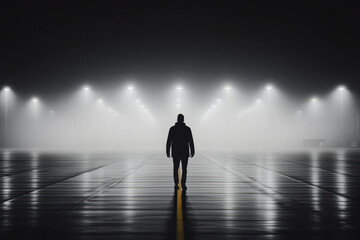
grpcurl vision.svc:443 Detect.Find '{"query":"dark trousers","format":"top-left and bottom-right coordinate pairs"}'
top-left (173, 156), bottom-right (189, 186)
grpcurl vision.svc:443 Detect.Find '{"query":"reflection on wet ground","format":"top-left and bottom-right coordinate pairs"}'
top-left (1, 150), bottom-right (360, 239)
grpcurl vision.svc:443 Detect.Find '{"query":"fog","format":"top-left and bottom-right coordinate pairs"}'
top-left (0, 83), bottom-right (357, 151)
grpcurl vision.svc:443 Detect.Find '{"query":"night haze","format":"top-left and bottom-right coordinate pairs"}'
top-left (1, 1), bottom-right (359, 150)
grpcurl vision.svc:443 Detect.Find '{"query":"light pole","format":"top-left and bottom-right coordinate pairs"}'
top-left (224, 86), bottom-right (231, 100)
top-left (49, 110), bottom-right (55, 120)
top-left (176, 86), bottom-right (183, 97)
top-left (311, 97), bottom-right (317, 137)
top-left (32, 97), bottom-right (39, 147)
top-left (176, 87), bottom-right (183, 112)
top-left (266, 85), bottom-right (272, 101)
top-left (97, 99), bottom-right (103, 113)
top-left (32, 98), bottom-right (38, 127)
top-left (83, 86), bottom-right (90, 101)
top-left (128, 86), bottom-right (134, 97)
top-left (265, 85), bottom-right (273, 144)
top-left (338, 86), bottom-right (345, 147)
top-left (357, 113), bottom-right (359, 144)
top-left (82, 86), bottom-right (90, 119)
top-left (3, 87), bottom-right (10, 147)
top-left (311, 98), bottom-right (317, 120)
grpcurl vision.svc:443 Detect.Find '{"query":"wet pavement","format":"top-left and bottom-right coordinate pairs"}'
top-left (1, 149), bottom-right (360, 239)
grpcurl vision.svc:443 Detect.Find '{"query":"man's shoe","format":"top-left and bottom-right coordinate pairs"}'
top-left (182, 184), bottom-right (187, 190)
top-left (174, 185), bottom-right (179, 190)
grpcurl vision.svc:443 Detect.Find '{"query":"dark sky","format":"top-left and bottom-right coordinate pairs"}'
top-left (1, 1), bottom-right (359, 99)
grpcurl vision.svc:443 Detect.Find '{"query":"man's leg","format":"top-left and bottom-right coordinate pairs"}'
top-left (181, 157), bottom-right (189, 189)
top-left (173, 157), bottom-right (181, 188)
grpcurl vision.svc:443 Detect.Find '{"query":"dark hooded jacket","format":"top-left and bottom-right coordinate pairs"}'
top-left (166, 122), bottom-right (195, 157)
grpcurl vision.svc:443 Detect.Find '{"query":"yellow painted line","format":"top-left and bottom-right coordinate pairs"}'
top-left (176, 168), bottom-right (185, 240)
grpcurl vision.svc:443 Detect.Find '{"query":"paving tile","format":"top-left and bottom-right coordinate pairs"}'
top-left (1, 149), bottom-right (360, 239)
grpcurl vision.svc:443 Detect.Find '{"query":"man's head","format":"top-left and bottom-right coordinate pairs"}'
top-left (177, 114), bottom-right (184, 123)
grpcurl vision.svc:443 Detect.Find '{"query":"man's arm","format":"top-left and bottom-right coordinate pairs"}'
top-left (189, 128), bottom-right (195, 157)
top-left (166, 128), bottom-right (172, 158)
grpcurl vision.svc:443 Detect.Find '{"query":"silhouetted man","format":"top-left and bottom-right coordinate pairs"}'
top-left (166, 114), bottom-right (195, 190)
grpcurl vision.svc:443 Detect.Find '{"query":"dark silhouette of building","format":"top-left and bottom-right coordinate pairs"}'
top-left (166, 114), bottom-right (195, 190)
